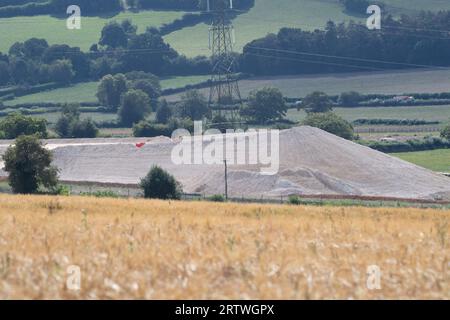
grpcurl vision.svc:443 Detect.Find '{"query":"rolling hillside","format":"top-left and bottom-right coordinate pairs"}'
top-left (0, 10), bottom-right (184, 53)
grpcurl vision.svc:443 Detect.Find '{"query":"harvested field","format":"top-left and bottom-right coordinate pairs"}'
top-left (0, 194), bottom-right (448, 299)
top-left (163, 69), bottom-right (450, 101)
top-left (1, 126), bottom-right (449, 200)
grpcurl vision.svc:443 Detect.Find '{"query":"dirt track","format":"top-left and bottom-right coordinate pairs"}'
top-left (1, 126), bottom-right (449, 200)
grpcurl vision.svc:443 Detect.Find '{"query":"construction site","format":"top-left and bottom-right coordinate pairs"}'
top-left (1, 126), bottom-right (449, 201)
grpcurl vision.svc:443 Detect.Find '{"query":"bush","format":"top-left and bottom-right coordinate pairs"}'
top-left (2, 135), bottom-right (59, 194)
top-left (241, 87), bottom-right (287, 124)
top-left (207, 194), bottom-right (226, 202)
top-left (440, 123), bottom-right (450, 140)
top-left (118, 89), bottom-right (152, 126)
top-left (302, 112), bottom-right (354, 140)
top-left (55, 104), bottom-right (98, 138)
top-left (362, 137), bottom-right (450, 153)
top-left (140, 165), bottom-right (182, 200)
top-left (288, 195), bottom-right (302, 205)
top-left (301, 92), bottom-right (334, 113)
top-left (0, 113), bottom-right (47, 139)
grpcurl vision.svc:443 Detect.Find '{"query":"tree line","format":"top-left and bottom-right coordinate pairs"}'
top-left (241, 11), bottom-right (450, 75)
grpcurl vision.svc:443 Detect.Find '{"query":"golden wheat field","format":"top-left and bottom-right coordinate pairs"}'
top-left (0, 194), bottom-right (448, 300)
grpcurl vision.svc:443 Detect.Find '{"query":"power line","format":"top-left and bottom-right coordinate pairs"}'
top-left (245, 45), bottom-right (450, 70)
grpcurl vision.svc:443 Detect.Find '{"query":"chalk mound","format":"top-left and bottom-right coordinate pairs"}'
top-left (0, 127), bottom-right (449, 200)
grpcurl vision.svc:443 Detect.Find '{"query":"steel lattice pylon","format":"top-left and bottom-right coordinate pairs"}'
top-left (208, 0), bottom-right (242, 118)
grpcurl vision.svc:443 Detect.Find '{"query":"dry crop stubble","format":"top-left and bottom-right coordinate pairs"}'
top-left (0, 194), bottom-right (448, 299)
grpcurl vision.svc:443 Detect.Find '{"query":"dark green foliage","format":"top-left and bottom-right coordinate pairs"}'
top-left (241, 87), bottom-right (287, 124)
top-left (96, 74), bottom-right (128, 111)
top-left (2, 135), bottom-right (59, 194)
top-left (302, 112), bottom-right (354, 140)
top-left (339, 91), bottom-right (362, 106)
top-left (155, 100), bottom-right (172, 124)
top-left (140, 165), bottom-right (182, 200)
top-left (133, 117), bottom-right (193, 137)
top-left (301, 92), bottom-right (334, 113)
top-left (118, 89), bottom-right (151, 126)
top-left (207, 194), bottom-right (226, 202)
top-left (55, 104), bottom-right (98, 138)
top-left (440, 123), bottom-right (450, 140)
top-left (0, 113), bottom-right (47, 139)
top-left (362, 137), bottom-right (450, 153)
top-left (177, 90), bottom-right (210, 121)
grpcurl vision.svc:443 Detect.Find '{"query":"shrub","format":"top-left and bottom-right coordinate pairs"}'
top-left (118, 89), bottom-right (151, 126)
top-left (241, 87), bottom-right (287, 124)
top-left (2, 135), bottom-right (59, 194)
top-left (140, 166), bottom-right (182, 200)
top-left (207, 194), bottom-right (226, 202)
top-left (0, 113), bottom-right (47, 139)
top-left (441, 123), bottom-right (450, 140)
top-left (301, 92), bottom-right (334, 113)
top-left (288, 195), bottom-right (302, 205)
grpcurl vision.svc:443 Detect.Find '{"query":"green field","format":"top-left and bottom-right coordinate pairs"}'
top-left (0, 10), bottom-right (184, 53)
top-left (164, 0), bottom-right (450, 57)
top-left (391, 149), bottom-right (450, 172)
top-left (164, 69), bottom-right (450, 102)
top-left (32, 111), bottom-right (118, 125)
top-left (4, 75), bottom-right (211, 106)
top-left (286, 105), bottom-right (450, 123)
top-left (165, 0), bottom-right (361, 57)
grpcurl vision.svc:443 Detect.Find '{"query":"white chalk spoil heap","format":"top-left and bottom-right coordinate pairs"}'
top-left (0, 126), bottom-right (449, 200)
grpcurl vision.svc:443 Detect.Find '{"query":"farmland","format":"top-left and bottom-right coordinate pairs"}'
top-left (391, 149), bottom-right (450, 172)
top-left (286, 105), bottom-right (450, 124)
top-left (3, 75), bottom-right (211, 106)
top-left (0, 10), bottom-right (184, 54)
top-left (165, 0), bottom-right (362, 57)
top-left (0, 194), bottom-right (448, 299)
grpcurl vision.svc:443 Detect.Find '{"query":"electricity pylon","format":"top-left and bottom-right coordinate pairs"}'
top-left (207, 0), bottom-right (242, 119)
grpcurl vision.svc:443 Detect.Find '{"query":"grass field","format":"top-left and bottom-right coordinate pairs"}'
top-left (4, 75), bottom-right (211, 106)
top-left (165, 0), bottom-right (361, 57)
top-left (0, 194), bottom-right (448, 299)
top-left (286, 105), bottom-right (450, 123)
top-left (391, 149), bottom-right (450, 172)
top-left (164, 69), bottom-right (450, 101)
top-left (0, 10), bottom-right (185, 53)
top-left (164, 0), bottom-right (450, 57)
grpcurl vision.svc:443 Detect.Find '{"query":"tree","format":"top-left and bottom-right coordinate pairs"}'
top-left (155, 100), bottom-right (172, 124)
top-left (0, 113), bottom-right (47, 139)
top-left (339, 91), bottom-right (361, 106)
top-left (118, 89), bottom-right (151, 126)
top-left (96, 74), bottom-right (128, 111)
top-left (301, 92), bottom-right (333, 113)
top-left (55, 104), bottom-right (98, 138)
top-left (441, 123), bottom-right (450, 140)
top-left (302, 112), bottom-right (354, 140)
top-left (2, 135), bottom-right (59, 194)
top-left (140, 166), bottom-right (182, 200)
top-left (178, 90), bottom-right (210, 121)
top-left (0, 61), bottom-right (10, 86)
top-left (48, 59), bottom-right (74, 84)
top-left (99, 21), bottom-right (128, 48)
top-left (130, 78), bottom-right (161, 100)
top-left (241, 87), bottom-right (287, 124)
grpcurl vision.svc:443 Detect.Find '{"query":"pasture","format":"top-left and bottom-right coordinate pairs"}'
top-left (391, 149), bottom-right (450, 172)
top-left (164, 0), bottom-right (362, 57)
top-left (0, 10), bottom-right (184, 53)
top-left (286, 105), bottom-right (450, 124)
top-left (0, 194), bottom-right (448, 299)
top-left (4, 75), bottom-right (211, 106)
